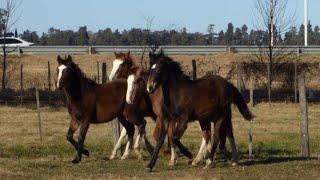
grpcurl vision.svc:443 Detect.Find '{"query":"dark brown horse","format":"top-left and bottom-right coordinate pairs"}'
top-left (124, 52), bottom-right (241, 170)
top-left (142, 55), bottom-right (254, 171)
top-left (109, 52), bottom-right (177, 163)
top-left (56, 55), bottom-right (153, 163)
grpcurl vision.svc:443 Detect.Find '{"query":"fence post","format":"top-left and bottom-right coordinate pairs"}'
top-left (97, 61), bottom-right (100, 84)
top-left (250, 77), bottom-right (254, 107)
top-left (298, 73), bottom-right (310, 158)
top-left (102, 63), bottom-right (107, 84)
top-left (48, 61), bottom-right (51, 91)
top-left (294, 61), bottom-right (298, 103)
top-left (192, 59), bottom-right (197, 80)
top-left (267, 63), bottom-right (271, 105)
top-left (248, 77), bottom-right (254, 159)
top-left (36, 88), bottom-right (43, 142)
top-left (102, 62), bottom-right (121, 157)
top-left (236, 63), bottom-right (242, 92)
top-left (19, 64), bottom-right (23, 104)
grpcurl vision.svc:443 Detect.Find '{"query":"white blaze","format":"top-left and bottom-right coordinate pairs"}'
top-left (57, 65), bottom-right (67, 88)
top-left (126, 74), bottom-right (135, 104)
top-left (109, 59), bottom-right (124, 81)
top-left (151, 64), bottom-right (157, 69)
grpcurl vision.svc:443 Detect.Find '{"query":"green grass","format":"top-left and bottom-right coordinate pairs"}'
top-left (0, 103), bottom-right (319, 179)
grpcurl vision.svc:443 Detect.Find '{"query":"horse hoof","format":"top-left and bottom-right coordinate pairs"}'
top-left (231, 161), bottom-right (238, 166)
top-left (83, 149), bottom-right (90, 157)
top-left (109, 155), bottom-right (116, 160)
top-left (146, 166), bottom-right (153, 172)
top-left (121, 154), bottom-right (129, 160)
top-left (71, 158), bottom-right (81, 164)
top-left (168, 160), bottom-right (176, 167)
top-left (191, 160), bottom-right (199, 166)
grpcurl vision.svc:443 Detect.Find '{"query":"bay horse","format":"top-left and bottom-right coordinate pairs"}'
top-left (143, 55), bottom-right (254, 171)
top-left (109, 51), bottom-right (176, 164)
top-left (56, 55), bottom-right (153, 163)
top-left (124, 52), bottom-right (240, 170)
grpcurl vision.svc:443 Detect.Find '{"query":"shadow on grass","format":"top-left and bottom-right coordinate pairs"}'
top-left (241, 156), bottom-right (318, 166)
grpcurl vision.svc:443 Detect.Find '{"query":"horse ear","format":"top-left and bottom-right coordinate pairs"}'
top-left (57, 55), bottom-right (62, 64)
top-left (127, 51), bottom-right (130, 56)
top-left (67, 55), bottom-right (72, 62)
top-left (114, 52), bottom-right (118, 56)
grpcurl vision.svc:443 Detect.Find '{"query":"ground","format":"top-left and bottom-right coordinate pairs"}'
top-left (0, 103), bottom-right (319, 179)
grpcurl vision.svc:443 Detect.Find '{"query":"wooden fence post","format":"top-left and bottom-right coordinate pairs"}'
top-left (236, 63), bottom-right (242, 92)
top-left (294, 61), bottom-right (298, 103)
top-left (48, 61), bottom-right (51, 91)
top-left (20, 64), bottom-right (23, 103)
top-left (97, 61), bottom-right (100, 84)
top-left (102, 63), bottom-right (107, 84)
top-left (36, 88), bottom-right (43, 142)
top-left (192, 59), bottom-right (197, 80)
top-left (298, 73), bottom-right (310, 158)
top-left (267, 63), bottom-right (271, 105)
top-left (102, 62), bottom-right (121, 157)
top-left (248, 77), bottom-right (254, 159)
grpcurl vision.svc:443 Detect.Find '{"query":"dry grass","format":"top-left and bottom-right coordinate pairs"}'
top-left (3, 53), bottom-right (320, 90)
top-left (0, 103), bottom-right (319, 179)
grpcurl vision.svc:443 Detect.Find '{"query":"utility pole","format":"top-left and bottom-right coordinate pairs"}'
top-left (304, 0), bottom-right (308, 46)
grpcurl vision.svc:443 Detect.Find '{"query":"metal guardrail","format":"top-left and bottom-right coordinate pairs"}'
top-left (1, 45), bottom-right (320, 55)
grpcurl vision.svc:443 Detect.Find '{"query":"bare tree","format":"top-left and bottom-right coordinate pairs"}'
top-left (1, 0), bottom-right (21, 90)
top-left (253, 0), bottom-right (296, 64)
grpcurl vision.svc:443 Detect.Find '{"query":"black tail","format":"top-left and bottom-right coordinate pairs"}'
top-left (231, 84), bottom-right (254, 121)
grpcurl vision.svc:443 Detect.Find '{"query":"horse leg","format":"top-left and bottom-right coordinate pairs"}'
top-left (72, 121), bottom-right (90, 164)
top-left (172, 118), bottom-right (193, 159)
top-left (192, 120), bottom-right (211, 166)
top-left (219, 120), bottom-right (232, 159)
top-left (168, 121), bottom-right (177, 166)
top-left (117, 116), bottom-right (135, 160)
top-left (66, 117), bottom-right (90, 156)
top-left (225, 106), bottom-right (240, 165)
top-left (135, 118), bottom-right (154, 158)
top-left (109, 126), bottom-right (127, 160)
top-left (205, 119), bottom-right (223, 169)
top-left (146, 117), bottom-right (168, 172)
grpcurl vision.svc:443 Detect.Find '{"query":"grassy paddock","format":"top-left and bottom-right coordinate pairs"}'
top-left (0, 103), bottom-right (319, 179)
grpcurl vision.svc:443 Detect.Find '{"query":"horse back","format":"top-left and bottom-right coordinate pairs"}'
top-left (94, 79), bottom-right (127, 123)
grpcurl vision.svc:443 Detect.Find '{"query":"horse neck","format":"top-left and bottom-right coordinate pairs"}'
top-left (64, 76), bottom-right (84, 102)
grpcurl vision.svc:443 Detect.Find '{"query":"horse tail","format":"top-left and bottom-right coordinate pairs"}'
top-left (231, 84), bottom-right (254, 121)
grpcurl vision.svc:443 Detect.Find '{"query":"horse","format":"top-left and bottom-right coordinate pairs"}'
top-left (142, 55), bottom-right (254, 171)
top-left (124, 52), bottom-right (241, 170)
top-left (109, 51), bottom-right (177, 163)
top-left (56, 55), bottom-right (153, 163)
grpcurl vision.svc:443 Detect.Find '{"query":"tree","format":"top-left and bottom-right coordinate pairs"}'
top-left (1, 0), bottom-right (22, 90)
top-left (207, 24), bottom-right (215, 45)
top-left (225, 23), bottom-right (234, 45)
top-left (253, 0), bottom-right (296, 102)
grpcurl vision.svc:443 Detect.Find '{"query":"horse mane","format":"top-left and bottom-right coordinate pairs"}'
top-left (70, 62), bottom-right (97, 91)
top-left (158, 56), bottom-right (192, 82)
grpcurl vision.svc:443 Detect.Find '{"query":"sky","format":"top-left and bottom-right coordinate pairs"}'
top-left (1, 0), bottom-right (320, 34)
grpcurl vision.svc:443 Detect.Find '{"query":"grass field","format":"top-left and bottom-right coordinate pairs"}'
top-left (0, 103), bottom-right (319, 179)
top-left (3, 53), bottom-right (320, 90)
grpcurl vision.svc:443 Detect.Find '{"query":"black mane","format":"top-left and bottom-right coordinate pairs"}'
top-left (157, 56), bottom-right (192, 82)
top-left (69, 62), bottom-right (97, 91)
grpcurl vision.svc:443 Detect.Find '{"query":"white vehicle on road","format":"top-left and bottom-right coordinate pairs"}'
top-left (0, 37), bottom-right (34, 47)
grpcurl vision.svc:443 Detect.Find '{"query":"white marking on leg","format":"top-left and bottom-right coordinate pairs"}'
top-left (110, 127), bottom-right (127, 159)
top-left (57, 65), bottom-right (67, 88)
top-left (134, 134), bottom-right (142, 158)
top-left (126, 75), bottom-right (135, 104)
top-left (109, 59), bottom-right (124, 81)
top-left (169, 147), bottom-right (177, 166)
top-left (121, 139), bottom-right (132, 160)
top-left (192, 138), bottom-right (206, 166)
